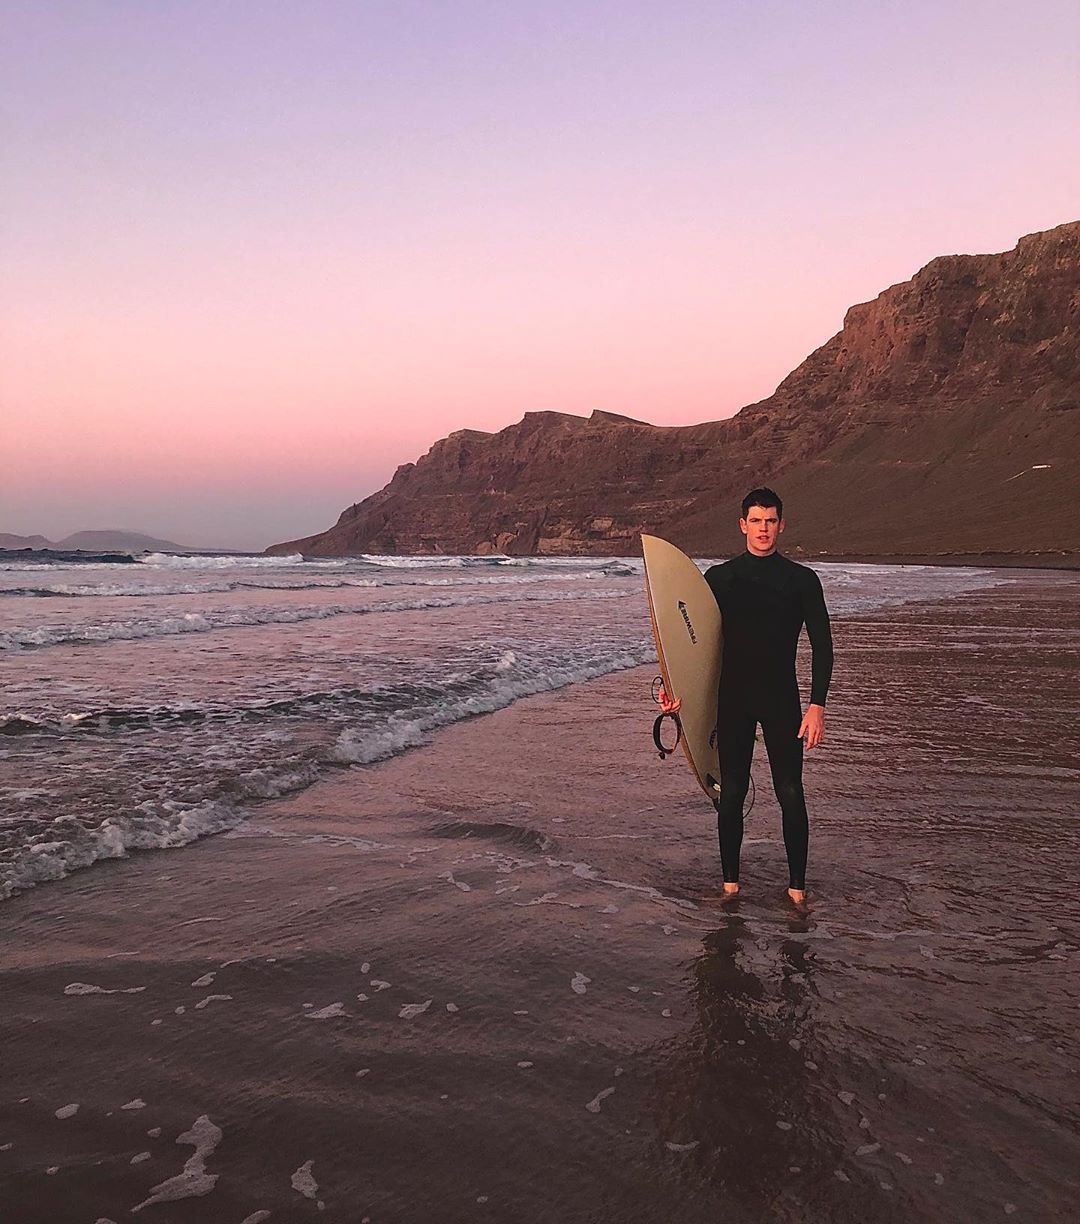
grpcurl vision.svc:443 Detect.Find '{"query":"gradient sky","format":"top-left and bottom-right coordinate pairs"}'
top-left (3, 1), bottom-right (1078, 549)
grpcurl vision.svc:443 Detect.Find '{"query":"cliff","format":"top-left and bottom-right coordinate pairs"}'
top-left (270, 221), bottom-right (1080, 559)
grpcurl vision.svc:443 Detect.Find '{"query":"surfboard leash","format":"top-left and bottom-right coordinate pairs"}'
top-left (649, 679), bottom-right (753, 816)
top-left (650, 675), bottom-right (683, 759)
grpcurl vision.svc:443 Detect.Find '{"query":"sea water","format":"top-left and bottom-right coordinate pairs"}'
top-left (0, 552), bottom-right (1006, 900)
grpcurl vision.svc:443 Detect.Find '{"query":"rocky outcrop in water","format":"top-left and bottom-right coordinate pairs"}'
top-left (270, 221), bottom-right (1080, 559)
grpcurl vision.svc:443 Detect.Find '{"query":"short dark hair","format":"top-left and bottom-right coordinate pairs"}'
top-left (741, 487), bottom-right (783, 519)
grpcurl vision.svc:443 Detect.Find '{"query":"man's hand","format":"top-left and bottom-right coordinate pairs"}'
top-left (658, 684), bottom-right (681, 714)
top-left (798, 703), bottom-right (825, 750)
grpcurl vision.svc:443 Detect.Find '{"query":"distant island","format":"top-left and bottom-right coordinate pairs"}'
top-left (268, 221), bottom-right (1080, 565)
top-left (0, 529), bottom-right (193, 554)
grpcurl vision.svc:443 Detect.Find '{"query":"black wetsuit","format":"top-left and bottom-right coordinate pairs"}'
top-left (704, 551), bottom-right (833, 889)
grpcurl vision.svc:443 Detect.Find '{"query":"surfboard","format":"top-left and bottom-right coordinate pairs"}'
top-left (641, 534), bottom-right (722, 797)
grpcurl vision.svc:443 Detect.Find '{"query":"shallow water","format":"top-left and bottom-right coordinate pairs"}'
top-left (1, 568), bottom-right (1077, 1222)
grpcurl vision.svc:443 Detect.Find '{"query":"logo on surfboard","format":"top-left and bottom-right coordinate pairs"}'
top-left (677, 600), bottom-right (697, 644)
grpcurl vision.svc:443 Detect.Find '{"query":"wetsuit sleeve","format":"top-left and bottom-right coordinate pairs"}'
top-left (803, 570), bottom-right (833, 706)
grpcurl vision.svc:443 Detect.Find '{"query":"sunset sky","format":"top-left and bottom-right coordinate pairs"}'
top-left (3, 1), bottom-right (1078, 549)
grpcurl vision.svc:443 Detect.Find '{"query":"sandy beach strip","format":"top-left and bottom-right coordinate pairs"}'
top-left (1, 572), bottom-right (1078, 1223)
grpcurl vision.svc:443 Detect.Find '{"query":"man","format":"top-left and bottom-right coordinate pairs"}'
top-left (699, 488), bottom-right (832, 904)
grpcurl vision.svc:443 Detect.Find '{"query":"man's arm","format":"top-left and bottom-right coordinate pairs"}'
top-left (800, 570), bottom-right (833, 749)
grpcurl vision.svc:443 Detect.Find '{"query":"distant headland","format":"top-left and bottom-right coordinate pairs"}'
top-left (267, 221), bottom-right (1080, 566)
top-left (0, 530), bottom-right (192, 554)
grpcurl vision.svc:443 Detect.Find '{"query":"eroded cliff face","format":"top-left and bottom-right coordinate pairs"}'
top-left (270, 222), bottom-right (1080, 559)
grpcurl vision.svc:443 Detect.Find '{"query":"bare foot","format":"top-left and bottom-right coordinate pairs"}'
top-left (698, 882), bottom-right (740, 908)
top-left (787, 887), bottom-right (807, 908)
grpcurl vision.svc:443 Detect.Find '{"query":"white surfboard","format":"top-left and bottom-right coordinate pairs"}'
top-left (641, 534), bottom-right (723, 797)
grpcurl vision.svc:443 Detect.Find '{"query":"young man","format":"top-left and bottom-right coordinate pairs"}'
top-left (702, 488), bottom-right (832, 903)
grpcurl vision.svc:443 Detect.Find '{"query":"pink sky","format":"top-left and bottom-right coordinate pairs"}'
top-left (3, 1), bottom-right (1079, 549)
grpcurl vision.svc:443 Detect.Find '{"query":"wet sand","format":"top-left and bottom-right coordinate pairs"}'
top-left (1, 573), bottom-right (1078, 1223)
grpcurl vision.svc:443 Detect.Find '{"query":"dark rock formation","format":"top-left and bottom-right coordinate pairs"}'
top-left (270, 221), bottom-right (1080, 559)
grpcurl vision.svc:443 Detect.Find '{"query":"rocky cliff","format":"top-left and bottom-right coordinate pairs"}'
top-left (270, 221), bottom-right (1080, 559)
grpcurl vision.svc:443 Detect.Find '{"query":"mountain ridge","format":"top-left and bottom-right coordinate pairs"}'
top-left (269, 221), bottom-right (1080, 559)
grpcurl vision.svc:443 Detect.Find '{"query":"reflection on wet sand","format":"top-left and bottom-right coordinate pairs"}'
top-left (652, 914), bottom-right (861, 1222)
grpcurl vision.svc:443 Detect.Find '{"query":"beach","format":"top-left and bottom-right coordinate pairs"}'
top-left (1, 564), bottom-right (1077, 1223)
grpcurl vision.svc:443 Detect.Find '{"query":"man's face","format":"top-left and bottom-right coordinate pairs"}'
top-left (740, 504), bottom-right (784, 556)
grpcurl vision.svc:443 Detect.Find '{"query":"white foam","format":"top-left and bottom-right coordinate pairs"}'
top-left (132, 1115), bottom-right (222, 1212)
top-left (570, 972), bottom-right (591, 995)
top-left (64, 982), bottom-right (145, 996)
top-left (190, 972), bottom-right (216, 987)
top-left (0, 586), bottom-right (634, 651)
top-left (585, 1087), bottom-right (615, 1113)
top-left (3, 568), bottom-right (621, 598)
top-left (291, 1159), bottom-right (321, 1203)
top-left (331, 641), bottom-right (654, 768)
top-left (194, 994), bottom-right (233, 1010)
top-left (332, 717), bottom-right (429, 764)
top-left (354, 554), bottom-right (476, 569)
top-left (141, 552), bottom-right (306, 569)
top-left (55, 1103), bottom-right (79, 1119)
top-left (398, 999), bottom-right (433, 1019)
top-left (2, 801), bottom-right (243, 902)
top-left (305, 1003), bottom-right (346, 1019)
top-left (121, 1099), bottom-right (146, 1111)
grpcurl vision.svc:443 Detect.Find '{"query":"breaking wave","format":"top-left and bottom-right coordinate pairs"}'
top-left (0, 639), bottom-right (654, 901)
top-left (0, 587), bottom-right (634, 652)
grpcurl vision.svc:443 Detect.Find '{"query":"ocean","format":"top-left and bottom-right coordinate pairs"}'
top-left (0, 552), bottom-right (1007, 902)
